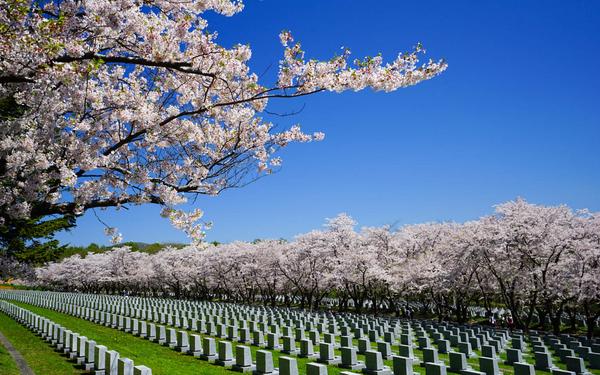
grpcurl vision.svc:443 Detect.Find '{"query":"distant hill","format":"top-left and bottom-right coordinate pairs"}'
top-left (57, 241), bottom-right (188, 261)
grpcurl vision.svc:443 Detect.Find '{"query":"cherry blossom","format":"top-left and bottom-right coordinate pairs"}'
top-left (0, 1), bottom-right (447, 243)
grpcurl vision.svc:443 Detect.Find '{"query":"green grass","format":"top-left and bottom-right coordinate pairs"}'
top-left (0, 311), bottom-right (86, 374)
top-left (8, 300), bottom-right (600, 375)
top-left (10, 302), bottom-right (236, 375)
top-left (0, 338), bottom-right (20, 375)
top-left (10, 301), bottom-right (352, 375)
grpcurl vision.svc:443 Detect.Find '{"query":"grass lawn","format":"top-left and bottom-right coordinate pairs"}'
top-left (7, 300), bottom-right (600, 375)
top-left (0, 338), bottom-right (20, 375)
top-left (0, 311), bottom-right (86, 374)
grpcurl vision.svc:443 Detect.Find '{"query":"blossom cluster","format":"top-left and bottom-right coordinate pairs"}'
top-left (0, 1), bottom-right (446, 241)
top-left (35, 199), bottom-right (600, 330)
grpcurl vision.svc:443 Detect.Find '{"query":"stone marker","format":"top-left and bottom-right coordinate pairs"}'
top-left (425, 363), bottom-right (447, 375)
top-left (216, 341), bottom-right (235, 367)
top-left (392, 355), bottom-right (419, 375)
top-left (479, 357), bottom-right (501, 375)
top-left (117, 358), bottom-right (134, 375)
top-left (504, 349), bottom-right (523, 365)
top-left (317, 342), bottom-right (341, 365)
top-left (565, 356), bottom-right (590, 375)
top-left (232, 345), bottom-right (255, 373)
top-left (363, 350), bottom-right (392, 375)
top-left (201, 337), bottom-right (217, 362)
top-left (449, 351), bottom-right (471, 373)
top-left (340, 346), bottom-right (365, 370)
top-left (105, 349), bottom-right (120, 375)
top-left (307, 362), bottom-right (328, 375)
top-left (279, 356), bottom-right (299, 375)
top-left (133, 365), bottom-right (152, 375)
top-left (256, 350), bottom-right (278, 375)
top-left (94, 344), bottom-right (107, 374)
top-left (513, 362), bottom-right (535, 375)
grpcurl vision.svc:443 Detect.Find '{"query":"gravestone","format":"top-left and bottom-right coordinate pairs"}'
top-left (449, 351), bottom-right (471, 373)
top-left (317, 342), bottom-right (340, 365)
top-left (565, 356), bottom-right (590, 375)
top-left (306, 362), bottom-right (328, 375)
top-left (392, 356), bottom-right (419, 375)
top-left (513, 362), bottom-right (535, 375)
top-left (201, 337), bottom-right (218, 362)
top-left (216, 341), bottom-right (235, 367)
top-left (363, 350), bottom-right (392, 375)
top-left (504, 349), bottom-right (523, 365)
top-left (340, 346), bottom-right (365, 370)
top-left (479, 357), bottom-right (501, 375)
top-left (279, 356), bottom-right (299, 375)
top-left (232, 345), bottom-right (255, 373)
top-left (299, 339), bottom-right (318, 359)
top-left (425, 363), bottom-right (447, 375)
top-left (118, 358), bottom-right (134, 375)
top-left (535, 351), bottom-right (556, 371)
top-left (256, 350), bottom-right (279, 375)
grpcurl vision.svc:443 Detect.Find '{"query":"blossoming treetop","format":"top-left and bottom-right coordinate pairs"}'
top-left (0, 0), bottom-right (446, 244)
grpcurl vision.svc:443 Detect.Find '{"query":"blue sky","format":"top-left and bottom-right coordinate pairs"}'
top-left (57, 0), bottom-right (600, 245)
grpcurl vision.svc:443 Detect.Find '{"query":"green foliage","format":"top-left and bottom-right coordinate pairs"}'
top-left (0, 95), bottom-right (27, 121)
top-left (0, 216), bottom-right (75, 266)
top-left (52, 241), bottom-right (188, 262)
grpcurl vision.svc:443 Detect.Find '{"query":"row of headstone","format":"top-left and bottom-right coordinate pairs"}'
top-left (5, 290), bottom-right (598, 353)
top-left (0, 300), bottom-right (151, 375)
top-left (2, 290), bottom-right (599, 375)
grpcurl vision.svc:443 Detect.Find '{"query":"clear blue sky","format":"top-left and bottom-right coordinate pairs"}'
top-left (57, 0), bottom-right (600, 246)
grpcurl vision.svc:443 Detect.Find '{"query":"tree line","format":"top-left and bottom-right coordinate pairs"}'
top-left (33, 199), bottom-right (600, 337)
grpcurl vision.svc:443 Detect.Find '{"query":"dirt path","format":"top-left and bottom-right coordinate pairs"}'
top-left (0, 330), bottom-right (35, 375)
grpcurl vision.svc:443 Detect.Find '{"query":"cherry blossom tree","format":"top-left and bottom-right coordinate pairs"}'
top-left (33, 199), bottom-right (600, 335)
top-left (0, 0), bottom-right (447, 245)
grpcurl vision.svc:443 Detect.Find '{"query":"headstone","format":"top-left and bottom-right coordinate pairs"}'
top-left (201, 337), bottom-right (217, 362)
top-left (392, 355), bottom-right (419, 375)
top-left (306, 362), bottom-right (327, 375)
top-left (175, 331), bottom-right (189, 353)
top-left (504, 349), bottom-right (523, 365)
top-left (340, 346), bottom-right (365, 370)
top-left (282, 336), bottom-right (298, 355)
top-left (358, 338), bottom-right (371, 354)
top-left (84, 339), bottom-right (96, 371)
top-left (105, 350), bottom-right (120, 375)
top-left (256, 350), bottom-right (278, 375)
top-left (299, 339), bottom-right (317, 358)
top-left (364, 350), bottom-right (392, 375)
top-left (94, 344), bottom-right (107, 373)
top-left (513, 362), bottom-right (535, 375)
top-left (458, 341), bottom-right (474, 357)
top-left (216, 341), bottom-right (235, 367)
top-left (117, 358), bottom-right (134, 375)
top-left (378, 341), bottom-right (392, 360)
top-left (253, 331), bottom-right (266, 347)
top-left (565, 356), bottom-right (590, 375)
top-left (189, 334), bottom-right (202, 357)
top-left (133, 365), bottom-right (152, 375)
top-left (279, 356), bottom-right (298, 375)
top-left (421, 348), bottom-right (440, 366)
top-left (535, 351), bottom-right (556, 371)
top-left (449, 351), bottom-right (471, 373)
top-left (550, 370), bottom-right (576, 375)
top-left (481, 345), bottom-right (496, 358)
top-left (425, 363), bottom-right (447, 375)
top-left (479, 357), bottom-right (501, 375)
top-left (437, 340), bottom-right (450, 354)
top-left (317, 342), bottom-right (340, 365)
top-left (232, 345), bottom-right (255, 373)
top-left (589, 353), bottom-right (600, 370)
